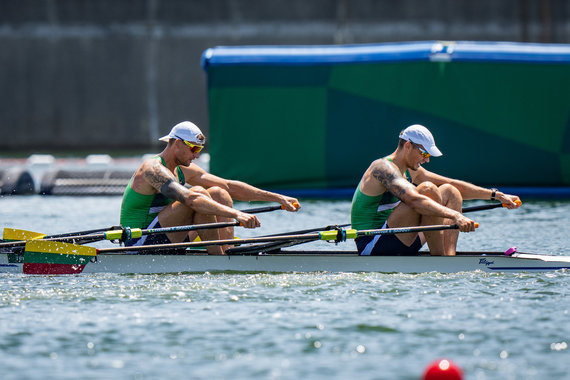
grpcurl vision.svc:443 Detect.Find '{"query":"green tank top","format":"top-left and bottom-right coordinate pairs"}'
top-left (350, 158), bottom-right (412, 230)
top-left (120, 156), bottom-right (186, 228)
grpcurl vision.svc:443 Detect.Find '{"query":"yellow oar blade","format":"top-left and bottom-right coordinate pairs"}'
top-left (23, 240), bottom-right (97, 275)
top-left (3, 228), bottom-right (46, 241)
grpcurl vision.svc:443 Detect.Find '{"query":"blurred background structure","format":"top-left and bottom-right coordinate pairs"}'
top-left (1, 0), bottom-right (569, 152)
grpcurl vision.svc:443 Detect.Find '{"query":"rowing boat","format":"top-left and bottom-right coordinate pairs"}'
top-left (1, 249), bottom-right (569, 274)
top-left (2, 201), bottom-right (566, 275)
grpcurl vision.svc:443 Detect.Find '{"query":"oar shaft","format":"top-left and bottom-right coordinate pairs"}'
top-left (42, 227), bottom-right (114, 239)
top-left (239, 201), bottom-right (300, 214)
top-left (59, 221), bottom-right (243, 242)
top-left (98, 232), bottom-right (322, 253)
top-left (239, 205), bottom-right (283, 214)
top-left (462, 203), bottom-right (503, 213)
top-left (85, 203), bottom-right (292, 239)
top-left (146, 221), bottom-right (240, 234)
top-left (4, 202), bottom-right (293, 248)
top-left (0, 227), bottom-right (117, 248)
top-left (462, 199), bottom-right (521, 213)
top-left (260, 223), bottom-right (351, 238)
top-left (355, 224), bottom-right (462, 238)
top-left (97, 224), bottom-right (469, 253)
top-left (0, 221), bottom-right (242, 247)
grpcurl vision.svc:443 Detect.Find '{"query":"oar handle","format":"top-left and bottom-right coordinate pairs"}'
top-left (240, 202), bottom-right (300, 214)
top-left (462, 200), bottom-right (521, 213)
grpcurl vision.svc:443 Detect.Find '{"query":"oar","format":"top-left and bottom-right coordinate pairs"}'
top-left (1, 221), bottom-right (243, 248)
top-left (227, 223), bottom-right (352, 254)
top-left (22, 223), bottom-right (478, 274)
top-left (462, 200), bottom-right (522, 213)
top-left (240, 203), bottom-right (298, 214)
top-left (259, 223), bottom-right (351, 238)
top-left (2, 226), bottom-right (115, 243)
top-left (3, 202), bottom-right (299, 247)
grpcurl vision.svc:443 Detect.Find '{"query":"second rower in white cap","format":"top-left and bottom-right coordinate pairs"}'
top-left (351, 124), bottom-right (521, 256)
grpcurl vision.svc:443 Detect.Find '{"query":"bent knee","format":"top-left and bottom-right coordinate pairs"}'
top-left (439, 183), bottom-right (462, 202)
top-left (191, 186), bottom-right (211, 197)
top-left (417, 181), bottom-right (440, 200)
top-left (207, 186), bottom-right (232, 206)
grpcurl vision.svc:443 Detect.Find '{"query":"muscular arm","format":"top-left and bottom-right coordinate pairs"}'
top-left (371, 160), bottom-right (462, 221)
top-left (142, 162), bottom-right (187, 202)
top-left (182, 164), bottom-right (300, 211)
top-left (411, 167), bottom-right (487, 199)
top-left (225, 180), bottom-right (299, 209)
top-left (412, 166), bottom-right (520, 207)
top-left (142, 162), bottom-right (259, 226)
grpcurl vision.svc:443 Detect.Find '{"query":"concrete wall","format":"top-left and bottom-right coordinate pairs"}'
top-left (1, 0), bottom-right (568, 152)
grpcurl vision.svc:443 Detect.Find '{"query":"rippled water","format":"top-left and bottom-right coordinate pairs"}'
top-left (1, 196), bottom-right (569, 379)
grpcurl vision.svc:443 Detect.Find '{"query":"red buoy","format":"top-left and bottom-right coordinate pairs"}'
top-left (422, 359), bottom-right (463, 380)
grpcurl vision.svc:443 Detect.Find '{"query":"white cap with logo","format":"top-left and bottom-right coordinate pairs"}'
top-left (399, 124), bottom-right (442, 157)
top-left (158, 121), bottom-right (205, 145)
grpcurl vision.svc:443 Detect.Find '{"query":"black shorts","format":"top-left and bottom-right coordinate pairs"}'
top-left (355, 224), bottom-right (423, 256)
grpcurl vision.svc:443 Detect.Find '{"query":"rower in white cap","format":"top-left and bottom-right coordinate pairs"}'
top-left (120, 121), bottom-right (300, 255)
top-left (351, 124), bottom-right (521, 256)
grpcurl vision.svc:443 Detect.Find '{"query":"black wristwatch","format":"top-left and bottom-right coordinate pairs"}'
top-left (490, 188), bottom-right (498, 201)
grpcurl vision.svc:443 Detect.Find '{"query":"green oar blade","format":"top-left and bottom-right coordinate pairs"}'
top-left (3, 228), bottom-right (46, 241)
top-left (23, 240), bottom-right (97, 275)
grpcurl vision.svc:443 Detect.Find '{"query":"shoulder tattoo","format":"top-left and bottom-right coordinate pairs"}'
top-left (143, 164), bottom-right (172, 190)
top-left (371, 167), bottom-right (396, 186)
top-left (371, 163), bottom-right (411, 199)
top-left (143, 165), bottom-right (186, 202)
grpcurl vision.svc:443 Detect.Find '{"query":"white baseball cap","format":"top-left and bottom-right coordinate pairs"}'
top-left (158, 121), bottom-right (206, 145)
top-left (399, 124), bottom-right (442, 157)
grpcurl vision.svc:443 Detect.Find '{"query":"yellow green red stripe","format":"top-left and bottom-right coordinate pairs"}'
top-left (24, 251), bottom-right (92, 265)
top-left (24, 240), bottom-right (97, 265)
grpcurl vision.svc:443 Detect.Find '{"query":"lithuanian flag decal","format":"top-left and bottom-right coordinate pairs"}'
top-left (23, 240), bottom-right (97, 275)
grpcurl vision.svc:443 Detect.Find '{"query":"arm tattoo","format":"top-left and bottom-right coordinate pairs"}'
top-left (371, 163), bottom-right (414, 200)
top-left (160, 179), bottom-right (187, 203)
top-left (143, 164), bottom-right (187, 203)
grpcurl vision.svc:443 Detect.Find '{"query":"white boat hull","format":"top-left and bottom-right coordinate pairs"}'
top-left (1, 251), bottom-right (569, 274)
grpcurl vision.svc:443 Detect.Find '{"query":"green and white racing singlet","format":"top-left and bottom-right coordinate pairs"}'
top-left (120, 156), bottom-right (186, 228)
top-left (350, 158), bottom-right (412, 230)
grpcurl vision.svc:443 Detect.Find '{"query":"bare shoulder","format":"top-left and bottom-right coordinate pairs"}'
top-left (368, 158), bottom-right (417, 200)
top-left (369, 158), bottom-right (401, 186)
top-left (131, 157), bottom-right (175, 193)
top-left (360, 159), bottom-right (393, 195)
